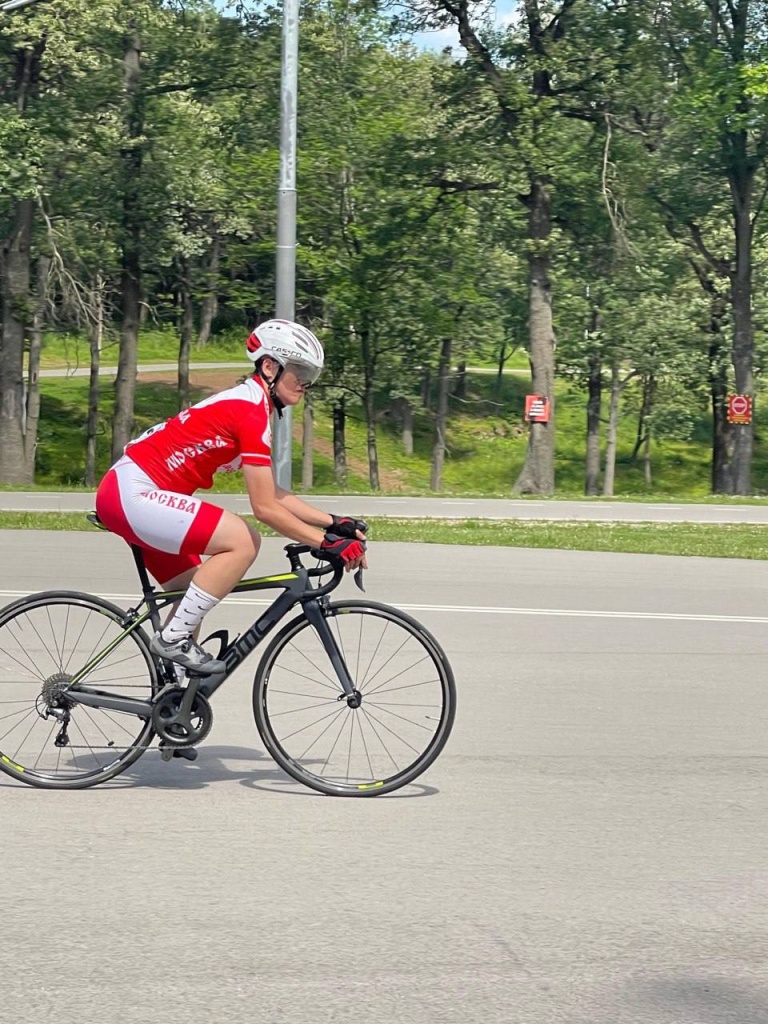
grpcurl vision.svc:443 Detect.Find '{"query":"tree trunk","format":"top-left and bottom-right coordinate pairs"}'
top-left (197, 234), bottom-right (220, 348)
top-left (709, 331), bottom-right (732, 494)
top-left (630, 373), bottom-right (655, 489)
top-left (332, 395), bottom-right (347, 488)
top-left (513, 176), bottom-right (556, 495)
top-left (360, 327), bottom-right (379, 491)
top-left (728, 177), bottom-right (754, 494)
top-left (178, 257), bottom-right (193, 411)
top-left (430, 337), bottom-right (452, 492)
top-left (301, 392), bottom-right (314, 490)
top-left (602, 363), bottom-right (622, 497)
top-left (85, 275), bottom-right (104, 488)
top-left (111, 25), bottom-right (143, 461)
top-left (630, 373), bottom-right (655, 461)
top-left (584, 347), bottom-right (602, 496)
top-left (0, 199), bottom-right (34, 484)
top-left (364, 379), bottom-right (379, 491)
top-left (496, 338), bottom-right (508, 399)
top-left (23, 254), bottom-right (49, 480)
top-left (0, 43), bottom-right (44, 482)
top-left (420, 369), bottom-right (431, 409)
top-left (401, 398), bottom-right (413, 456)
top-left (643, 421), bottom-right (653, 489)
top-left (453, 359), bottom-right (467, 399)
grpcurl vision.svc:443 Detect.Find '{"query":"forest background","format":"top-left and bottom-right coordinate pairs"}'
top-left (2, 0), bottom-right (768, 500)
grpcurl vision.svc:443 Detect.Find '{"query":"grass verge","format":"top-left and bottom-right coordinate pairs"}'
top-left (2, 513), bottom-right (768, 560)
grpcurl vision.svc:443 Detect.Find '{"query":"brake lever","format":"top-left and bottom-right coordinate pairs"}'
top-left (354, 567), bottom-right (366, 592)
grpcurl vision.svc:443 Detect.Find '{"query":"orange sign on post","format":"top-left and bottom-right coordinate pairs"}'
top-left (524, 394), bottom-right (551, 423)
top-left (727, 394), bottom-right (753, 424)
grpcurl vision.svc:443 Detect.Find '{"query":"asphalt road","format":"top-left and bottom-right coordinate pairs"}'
top-left (3, 534), bottom-right (768, 1023)
top-left (4, 489), bottom-right (768, 522)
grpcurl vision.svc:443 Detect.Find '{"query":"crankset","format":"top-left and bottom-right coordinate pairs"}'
top-left (151, 687), bottom-right (213, 748)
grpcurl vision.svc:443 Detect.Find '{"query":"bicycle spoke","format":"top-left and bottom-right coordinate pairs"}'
top-left (363, 702), bottom-right (435, 732)
top-left (0, 705), bottom-right (37, 724)
top-left (354, 711), bottom-right (375, 780)
top-left (0, 707), bottom-right (37, 743)
top-left (357, 707), bottom-right (400, 772)
top-left (296, 706), bottom-right (347, 759)
top-left (358, 706), bottom-right (422, 755)
top-left (316, 709), bottom-right (352, 772)
top-left (33, 720), bottom-right (58, 770)
top-left (256, 603), bottom-right (454, 794)
top-left (363, 653), bottom-right (433, 697)
top-left (62, 613), bottom-right (91, 673)
top-left (0, 596), bottom-right (157, 787)
top-left (288, 640), bottom-right (339, 688)
top-left (10, 713), bottom-right (40, 765)
top-left (269, 699), bottom-right (339, 717)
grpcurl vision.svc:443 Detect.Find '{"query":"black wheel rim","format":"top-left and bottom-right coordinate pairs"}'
top-left (258, 604), bottom-right (453, 793)
top-left (0, 596), bottom-right (156, 785)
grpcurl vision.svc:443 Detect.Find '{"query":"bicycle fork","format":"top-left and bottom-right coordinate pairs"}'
top-left (302, 600), bottom-right (361, 708)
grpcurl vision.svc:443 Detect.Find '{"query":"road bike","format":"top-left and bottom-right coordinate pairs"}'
top-left (0, 516), bottom-right (456, 795)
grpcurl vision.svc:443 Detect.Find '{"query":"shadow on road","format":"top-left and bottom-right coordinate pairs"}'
top-left (0, 744), bottom-right (440, 798)
top-left (580, 974), bottom-right (768, 1024)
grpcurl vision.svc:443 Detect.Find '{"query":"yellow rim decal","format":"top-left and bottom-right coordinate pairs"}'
top-left (1, 755), bottom-right (24, 772)
top-left (357, 781), bottom-right (384, 790)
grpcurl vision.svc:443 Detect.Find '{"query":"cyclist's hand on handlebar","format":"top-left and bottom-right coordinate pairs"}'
top-left (320, 531), bottom-right (368, 572)
top-left (330, 514), bottom-right (368, 541)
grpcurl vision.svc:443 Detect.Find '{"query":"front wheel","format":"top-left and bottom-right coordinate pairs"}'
top-left (253, 600), bottom-right (456, 796)
top-left (0, 591), bottom-right (159, 789)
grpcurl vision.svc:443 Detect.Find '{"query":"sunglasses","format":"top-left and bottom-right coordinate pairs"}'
top-left (284, 361), bottom-right (321, 387)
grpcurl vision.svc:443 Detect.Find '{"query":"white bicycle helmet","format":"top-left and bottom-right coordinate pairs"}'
top-left (246, 319), bottom-right (324, 384)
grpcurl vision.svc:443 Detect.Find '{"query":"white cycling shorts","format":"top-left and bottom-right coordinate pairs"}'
top-left (95, 455), bottom-right (224, 584)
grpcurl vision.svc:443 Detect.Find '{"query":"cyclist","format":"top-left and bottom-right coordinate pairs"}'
top-left (95, 319), bottom-right (367, 676)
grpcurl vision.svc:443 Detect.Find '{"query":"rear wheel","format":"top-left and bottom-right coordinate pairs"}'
top-left (253, 600), bottom-right (456, 796)
top-left (0, 591), bottom-right (158, 789)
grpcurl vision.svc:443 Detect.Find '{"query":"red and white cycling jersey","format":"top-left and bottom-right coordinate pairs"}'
top-left (126, 375), bottom-right (273, 493)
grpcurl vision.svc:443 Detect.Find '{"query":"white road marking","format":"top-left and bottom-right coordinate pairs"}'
top-left (0, 590), bottom-right (766, 625)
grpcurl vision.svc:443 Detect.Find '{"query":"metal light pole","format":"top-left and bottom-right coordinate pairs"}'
top-left (0, 0), bottom-right (45, 11)
top-left (272, 0), bottom-right (299, 490)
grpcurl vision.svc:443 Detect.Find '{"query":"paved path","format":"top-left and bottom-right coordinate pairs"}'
top-left (36, 362), bottom-right (522, 379)
top-left (3, 489), bottom-right (768, 522)
top-left (3, 536), bottom-right (768, 1023)
top-left (36, 360), bottom-right (245, 378)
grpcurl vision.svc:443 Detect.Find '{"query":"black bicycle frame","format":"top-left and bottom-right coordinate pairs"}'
top-left (67, 544), bottom-right (357, 718)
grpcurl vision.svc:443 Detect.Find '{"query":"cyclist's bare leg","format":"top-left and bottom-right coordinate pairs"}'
top-left (194, 511), bottom-right (261, 598)
top-left (158, 514), bottom-right (260, 636)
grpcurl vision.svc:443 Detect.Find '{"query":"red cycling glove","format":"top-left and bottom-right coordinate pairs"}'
top-left (320, 532), bottom-right (366, 564)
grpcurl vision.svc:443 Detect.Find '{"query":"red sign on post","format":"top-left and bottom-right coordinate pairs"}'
top-left (525, 394), bottom-right (551, 423)
top-left (727, 394), bottom-right (753, 424)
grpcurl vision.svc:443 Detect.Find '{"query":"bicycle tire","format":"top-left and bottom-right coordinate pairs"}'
top-left (0, 590), bottom-right (159, 789)
top-left (252, 599), bottom-right (456, 796)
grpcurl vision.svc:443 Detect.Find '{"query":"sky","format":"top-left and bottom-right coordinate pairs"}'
top-left (410, 0), bottom-right (520, 51)
top-left (214, 0), bottom-right (522, 54)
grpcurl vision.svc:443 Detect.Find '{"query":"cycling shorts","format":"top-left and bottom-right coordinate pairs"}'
top-left (95, 455), bottom-right (225, 585)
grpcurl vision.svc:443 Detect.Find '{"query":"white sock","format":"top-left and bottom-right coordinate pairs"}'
top-left (161, 582), bottom-right (221, 643)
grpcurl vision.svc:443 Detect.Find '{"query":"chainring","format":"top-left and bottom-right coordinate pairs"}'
top-left (151, 688), bottom-right (213, 747)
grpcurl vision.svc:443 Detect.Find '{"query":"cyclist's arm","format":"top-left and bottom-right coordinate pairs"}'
top-left (274, 485), bottom-right (334, 530)
top-left (244, 466), bottom-right (327, 546)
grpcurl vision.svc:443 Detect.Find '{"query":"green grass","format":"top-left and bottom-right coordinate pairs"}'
top-left (39, 329), bottom-right (246, 369)
top-left (20, 354), bottom-right (768, 498)
top-left (2, 512), bottom-right (768, 560)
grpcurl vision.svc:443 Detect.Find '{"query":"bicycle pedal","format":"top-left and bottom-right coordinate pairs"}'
top-left (172, 746), bottom-right (198, 762)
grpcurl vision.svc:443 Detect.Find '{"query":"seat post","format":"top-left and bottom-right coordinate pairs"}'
top-left (131, 545), bottom-right (154, 597)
